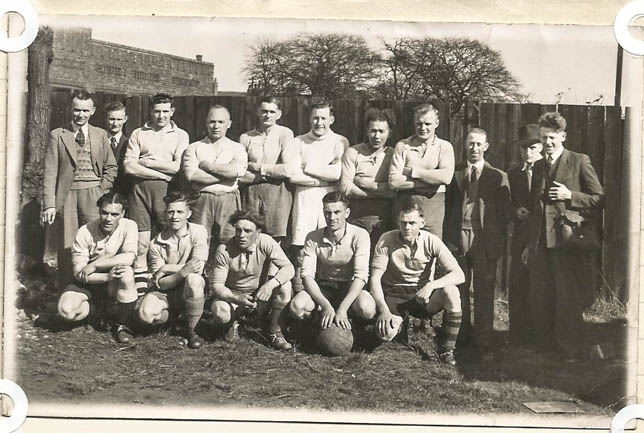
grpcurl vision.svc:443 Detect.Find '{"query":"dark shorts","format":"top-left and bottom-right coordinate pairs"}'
top-left (190, 190), bottom-right (240, 246)
top-left (393, 192), bottom-right (445, 239)
top-left (350, 198), bottom-right (393, 249)
top-left (318, 280), bottom-right (352, 309)
top-left (383, 285), bottom-right (430, 318)
top-left (242, 181), bottom-right (292, 238)
top-left (128, 179), bottom-right (169, 232)
top-left (62, 283), bottom-right (143, 317)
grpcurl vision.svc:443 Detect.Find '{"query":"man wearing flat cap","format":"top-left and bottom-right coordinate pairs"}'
top-left (507, 124), bottom-right (543, 347)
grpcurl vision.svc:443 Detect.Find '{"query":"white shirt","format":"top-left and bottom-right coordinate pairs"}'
top-left (548, 146), bottom-right (564, 164)
top-left (466, 159), bottom-right (485, 179)
top-left (71, 123), bottom-right (89, 141)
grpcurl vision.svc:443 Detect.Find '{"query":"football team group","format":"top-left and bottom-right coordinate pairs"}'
top-left (41, 90), bottom-right (603, 366)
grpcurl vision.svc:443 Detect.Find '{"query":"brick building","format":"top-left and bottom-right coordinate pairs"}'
top-left (49, 27), bottom-right (217, 96)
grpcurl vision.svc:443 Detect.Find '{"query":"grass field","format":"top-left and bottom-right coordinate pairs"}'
top-left (13, 268), bottom-right (628, 420)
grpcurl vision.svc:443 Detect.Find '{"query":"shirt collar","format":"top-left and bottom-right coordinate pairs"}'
top-left (397, 230), bottom-right (421, 248)
top-left (142, 120), bottom-right (177, 132)
top-left (548, 146), bottom-right (564, 163)
top-left (71, 123), bottom-right (89, 137)
top-left (466, 159), bottom-right (485, 174)
top-left (110, 132), bottom-right (122, 143)
top-left (322, 224), bottom-right (349, 246)
top-left (156, 222), bottom-right (192, 245)
top-left (522, 156), bottom-right (542, 171)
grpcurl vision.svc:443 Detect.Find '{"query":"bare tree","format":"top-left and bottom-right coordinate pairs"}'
top-left (244, 34), bottom-right (380, 98)
top-left (378, 37), bottom-right (524, 114)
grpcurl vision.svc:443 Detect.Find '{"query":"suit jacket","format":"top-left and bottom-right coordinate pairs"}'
top-left (444, 161), bottom-right (510, 261)
top-left (111, 133), bottom-right (130, 194)
top-left (527, 148), bottom-right (603, 250)
top-left (507, 161), bottom-right (534, 253)
top-left (43, 124), bottom-right (117, 211)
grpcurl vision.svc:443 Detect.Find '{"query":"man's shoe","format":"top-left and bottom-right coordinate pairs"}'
top-left (439, 349), bottom-right (458, 366)
top-left (187, 331), bottom-right (204, 349)
top-left (225, 321), bottom-right (240, 343)
top-left (115, 324), bottom-right (133, 344)
top-left (268, 331), bottom-right (292, 351)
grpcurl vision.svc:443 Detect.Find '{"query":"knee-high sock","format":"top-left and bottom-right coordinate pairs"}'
top-left (185, 297), bottom-right (205, 333)
top-left (442, 311), bottom-right (462, 351)
top-left (134, 269), bottom-right (149, 295)
top-left (115, 301), bottom-right (137, 326)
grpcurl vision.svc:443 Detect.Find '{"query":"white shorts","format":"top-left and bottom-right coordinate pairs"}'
top-left (291, 184), bottom-right (337, 246)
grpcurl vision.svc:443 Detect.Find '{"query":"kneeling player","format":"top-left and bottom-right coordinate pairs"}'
top-left (370, 199), bottom-right (465, 366)
top-left (57, 192), bottom-right (138, 344)
top-left (210, 209), bottom-right (295, 350)
top-left (289, 192), bottom-right (376, 334)
top-left (137, 191), bottom-right (209, 349)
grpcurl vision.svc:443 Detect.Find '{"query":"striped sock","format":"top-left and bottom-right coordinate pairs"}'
top-left (134, 269), bottom-right (149, 295)
top-left (441, 311), bottom-right (462, 351)
top-left (185, 297), bottom-right (205, 333)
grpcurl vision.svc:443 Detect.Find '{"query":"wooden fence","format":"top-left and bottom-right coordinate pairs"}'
top-left (48, 89), bottom-right (628, 299)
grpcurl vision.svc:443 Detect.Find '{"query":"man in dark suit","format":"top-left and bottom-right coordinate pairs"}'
top-left (105, 101), bottom-right (130, 195)
top-left (444, 128), bottom-right (509, 359)
top-left (525, 112), bottom-right (603, 362)
top-left (507, 124), bottom-right (543, 346)
top-left (42, 89), bottom-right (118, 288)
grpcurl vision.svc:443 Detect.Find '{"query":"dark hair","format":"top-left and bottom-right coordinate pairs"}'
top-left (468, 127), bottom-right (487, 139)
top-left (152, 93), bottom-right (174, 108)
top-left (228, 208), bottom-right (265, 231)
top-left (71, 89), bottom-right (94, 104)
top-left (207, 104), bottom-right (231, 118)
top-left (310, 99), bottom-right (334, 116)
top-left (105, 101), bottom-right (126, 114)
top-left (539, 112), bottom-right (567, 132)
top-left (258, 96), bottom-right (282, 111)
top-left (413, 103), bottom-right (439, 119)
top-left (163, 190), bottom-right (198, 207)
top-left (398, 198), bottom-right (424, 218)
top-left (96, 191), bottom-right (127, 211)
top-left (322, 191), bottom-right (350, 208)
top-left (365, 108), bottom-right (395, 130)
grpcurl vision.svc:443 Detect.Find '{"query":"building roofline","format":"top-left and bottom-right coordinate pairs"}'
top-left (92, 39), bottom-right (214, 67)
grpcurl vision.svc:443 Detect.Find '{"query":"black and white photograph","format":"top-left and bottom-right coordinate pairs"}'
top-left (3, 6), bottom-right (643, 432)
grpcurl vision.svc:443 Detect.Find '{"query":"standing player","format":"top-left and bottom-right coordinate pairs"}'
top-left (137, 191), bottom-right (209, 349)
top-left (57, 192), bottom-right (138, 344)
top-left (507, 124), bottom-right (543, 346)
top-left (210, 209), bottom-right (295, 350)
top-left (104, 101), bottom-right (130, 195)
top-left (525, 112), bottom-right (603, 362)
top-left (239, 97), bottom-right (295, 244)
top-left (42, 89), bottom-right (117, 287)
top-left (182, 105), bottom-right (247, 254)
top-left (287, 100), bottom-right (350, 289)
top-left (339, 108), bottom-right (396, 253)
top-left (370, 200), bottom-right (465, 366)
top-left (289, 192), bottom-right (376, 332)
top-left (123, 93), bottom-right (190, 292)
top-left (444, 128), bottom-right (510, 358)
top-left (388, 103), bottom-right (454, 238)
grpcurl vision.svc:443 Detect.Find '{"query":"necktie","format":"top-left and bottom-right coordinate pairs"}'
top-left (525, 163), bottom-right (533, 192)
top-left (111, 136), bottom-right (118, 150)
top-left (470, 166), bottom-right (477, 184)
top-left (76, 128), bottom-right (86, 147)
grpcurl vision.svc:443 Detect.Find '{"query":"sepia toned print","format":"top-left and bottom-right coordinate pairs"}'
top-left (6, 12), bottom-right (642, 431)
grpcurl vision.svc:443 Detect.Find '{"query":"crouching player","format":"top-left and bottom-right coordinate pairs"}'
top-left (289, 191), bottom-right (376, 333)
top-left (137, 191), bottom-right (209, 349)
top-left (370, 199), bottom-right (465, 366)
top-left (57, 192), bottom-right (138, 344)
top-left (210, 209), bottom-right (295, 350)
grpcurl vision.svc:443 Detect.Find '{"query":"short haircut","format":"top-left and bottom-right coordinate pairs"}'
top-left (539, 112), bottom-right (567, 132)
top-left (413, 103), bottom-right (439, 119)
top-left (398, 198), bottom-right (424, 218)
top-left (208, 104), bottom-right (231, 118)
top-left (258, 96), bottom-right (282, 111)
top-left (322, 191), bottom-right (350, 208)
top-left (229, 208), bottom-right (265, 231)
top-left (105, 101), bottom-right (126, 114)
top-left (152, 93), bottom-right (174, 108)
top-left (96, 191), bottom-right (127, 211)
top-left (468, 127), bottom-right (488, 139)
top-left (163, 190), bottom-right (197, 207)
top-left (71, 89), bottom-right (94, 103)
top-left (365, 108), bottom-right (395, 130)
top-left (310, 99), bottom-right (334, 116)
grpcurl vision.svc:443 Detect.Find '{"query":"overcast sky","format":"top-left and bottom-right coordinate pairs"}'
top-left (42, 15), bottom-right (623, 105)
